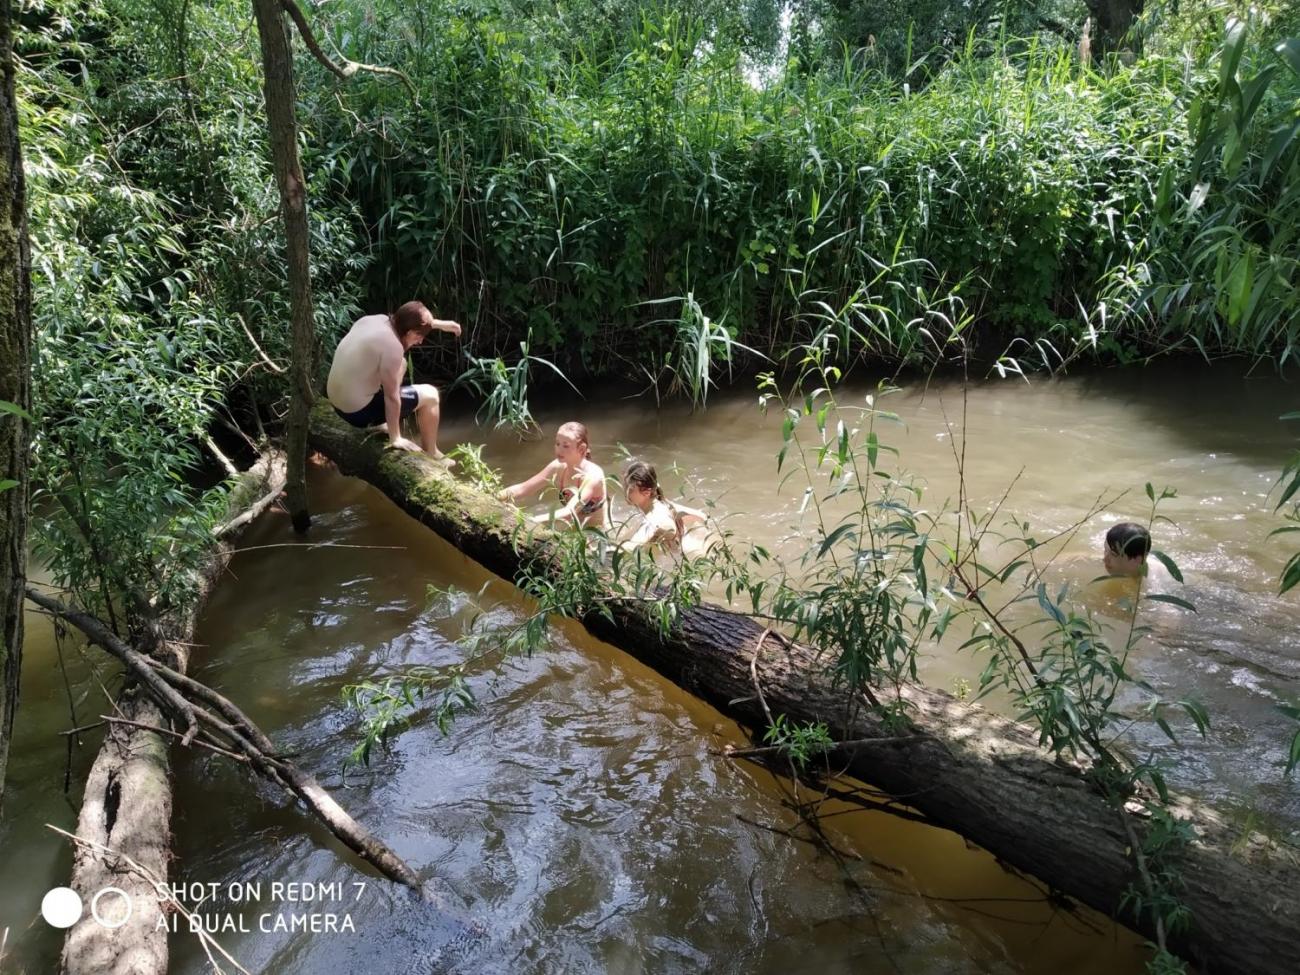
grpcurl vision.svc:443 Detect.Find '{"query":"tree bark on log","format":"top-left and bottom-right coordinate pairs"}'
top-left (310, 402), bottom-right (1300, 975)
top-left (59, 453), bottom-right (285, 975)
top-left (0, 0), bottom-right (32, 810)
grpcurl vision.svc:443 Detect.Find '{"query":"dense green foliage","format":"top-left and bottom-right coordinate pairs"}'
top-left (16, 0), bottom-right (1299, 468)
top-left (18, 0), bottom-right (364, 622)
top-left (12, 0), bottom-right (1294, 757)
top-left (1094, 14), bottom-right (1300, 363)
top-left (12, 5), bottom-right (1295, 969)
top-left (294, 0), bottom-right (1297, 379)
top-left (13, 0), bottom-right (1295, 792)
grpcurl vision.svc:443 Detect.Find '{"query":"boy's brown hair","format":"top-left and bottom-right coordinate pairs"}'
top-left (1105, 522), bottom-right (1151, 559)
top-left (391, 300), bottom-right (433, 339)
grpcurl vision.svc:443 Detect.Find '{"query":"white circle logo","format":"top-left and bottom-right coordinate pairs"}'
top-left (90, 887), bottom-right (133, 929)
top-left (41, 887), bottom-right (83, 928)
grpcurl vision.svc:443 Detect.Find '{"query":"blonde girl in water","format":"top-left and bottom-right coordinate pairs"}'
top-left (498, 421), bottom-right (607, 528)
top-left (619, 460), bottom-right (713, 557)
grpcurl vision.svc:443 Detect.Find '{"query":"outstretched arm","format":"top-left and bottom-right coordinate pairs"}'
top-left (618, 517), bottom-right (662, 552)
top-left (671, 503), bottom-right (707, 528)
top-left (499, 460), bottom-right (560, 502)
top-left (618, 502), bottom-right (677, 551)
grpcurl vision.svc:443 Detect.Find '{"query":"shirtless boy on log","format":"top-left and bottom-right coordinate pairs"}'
top-left (326, 300), bottom-right (461, 460)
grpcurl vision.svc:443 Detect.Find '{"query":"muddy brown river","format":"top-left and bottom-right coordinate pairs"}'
top-left (2, 361), bottom-right (1296, 973)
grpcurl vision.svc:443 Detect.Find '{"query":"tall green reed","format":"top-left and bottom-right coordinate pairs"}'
top-left (302, 2), bottom-right (1218, 384)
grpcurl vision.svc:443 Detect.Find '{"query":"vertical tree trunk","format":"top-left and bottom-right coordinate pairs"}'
top-left (0, 0), bottom-right (32, 810)
top-left (1084, 0), bottom-right (1146, 55)
top-left (253, 0), bottom-right (314, 533)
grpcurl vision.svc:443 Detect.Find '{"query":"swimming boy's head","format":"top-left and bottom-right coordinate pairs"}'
top-left (554, 421), bottom-right (591, 463)
top-left (1104, 522), bottom-right (1151, 578)
top-left (623, 460), bottom-right (663, 508)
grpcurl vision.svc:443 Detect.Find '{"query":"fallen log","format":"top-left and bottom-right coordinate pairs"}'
top-left (51, 452), bottom-right (284, 975)
top-left (311, 401), bottom-right (1300, 975)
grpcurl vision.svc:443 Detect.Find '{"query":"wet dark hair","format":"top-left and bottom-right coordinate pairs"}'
top-left (391, 300), bottom-right (434, 339)
top-left (624, 460), bottom-right (685, 539)
top-left (622, 460), bottom-right (664, 501)
top-left (1105, 522), bottom-right (1151, 559)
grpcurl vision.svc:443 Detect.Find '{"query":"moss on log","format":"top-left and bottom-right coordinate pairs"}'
top-left (311, 401), bottom-right (1300, 975)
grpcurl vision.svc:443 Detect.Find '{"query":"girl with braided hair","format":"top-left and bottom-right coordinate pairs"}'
top-left (619, 460), bottom-right (713, 556)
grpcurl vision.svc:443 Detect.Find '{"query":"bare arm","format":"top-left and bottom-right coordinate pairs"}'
top-left (618, 503), bottom-right (676, 551)
top-left (552, 465), bottom-right (605, 525)
top-left (499, 460), bottom-right (561, 502)
top-left (548, 465), bottom-right (608, 527)
top-left (672, 503), bottom-right (707, 529)
top-left (430, 318), bottom-right (462, 337)
top-left (380, 345), bottom-right (417, 450)
top-left (619, 517), bottom-right (662, 552)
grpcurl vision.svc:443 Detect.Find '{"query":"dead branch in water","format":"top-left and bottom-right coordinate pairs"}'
top-left (25, 587), bottom-right (422, 890)
top-left (213, 472), bottom-right (287, 539)
top-left (26, 588), bottom-right (201, 747)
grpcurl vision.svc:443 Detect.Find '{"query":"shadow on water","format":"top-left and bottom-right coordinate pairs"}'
top-left (1065, 359), bottom-right (1298, 467)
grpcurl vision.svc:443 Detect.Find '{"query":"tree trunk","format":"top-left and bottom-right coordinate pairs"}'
top-left (1085, 0), bottom-right (1145, 55)
top-left (253, 0), bottom-right (315, 533)
top-left (310, 402), bottom-right (1300, 975)
top-left (0, 0), bottom-right (32, 811)
top-left (61, 454), bottom-right (285, 975)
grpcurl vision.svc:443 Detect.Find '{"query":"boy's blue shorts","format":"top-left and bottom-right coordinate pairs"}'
top-left (333, 387), bottom-right (419, 427)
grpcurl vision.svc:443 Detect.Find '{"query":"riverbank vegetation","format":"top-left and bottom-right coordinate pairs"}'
top-left (13, 0), bottom-right (1297, 614)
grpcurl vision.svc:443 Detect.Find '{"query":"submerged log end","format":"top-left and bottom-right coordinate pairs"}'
top-left (62, 452), bottom-right (287, 975)
top-left (61, 700), bottom-right (171, 975)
